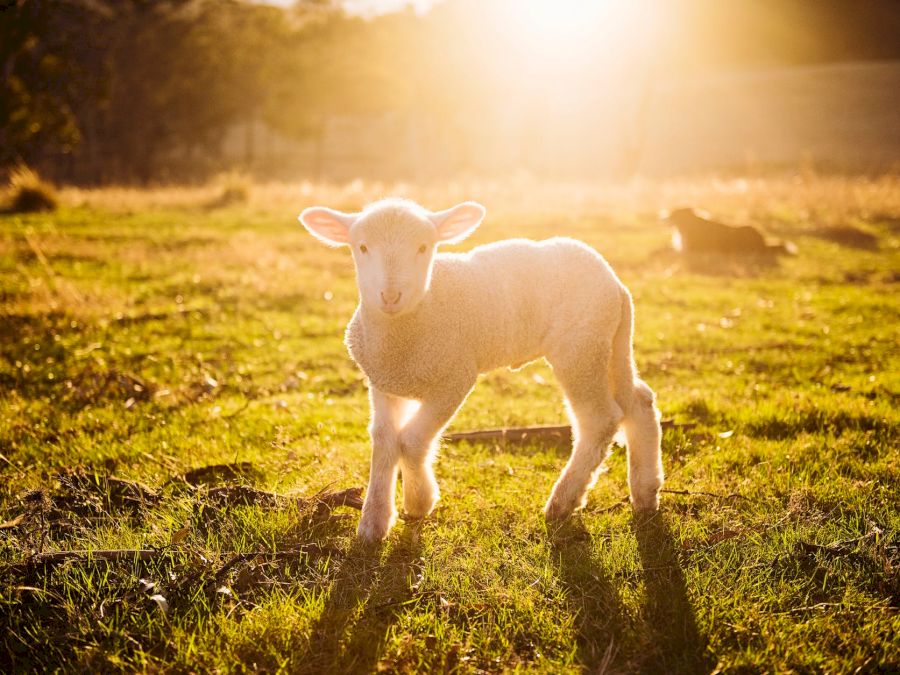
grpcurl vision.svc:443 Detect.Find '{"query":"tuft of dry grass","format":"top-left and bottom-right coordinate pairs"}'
top-left (4, 165), bottom-right (59, 213)
top-left (208, 170), bottom-right (253, 208)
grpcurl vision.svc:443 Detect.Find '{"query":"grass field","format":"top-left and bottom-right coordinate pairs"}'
top-left (1, 176), bottom-right (899, 673)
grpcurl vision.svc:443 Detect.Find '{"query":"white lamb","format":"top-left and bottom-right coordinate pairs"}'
top-left (299, 199), bottom-right (664, 542)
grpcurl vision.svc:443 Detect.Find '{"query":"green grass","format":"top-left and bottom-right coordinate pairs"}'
top-left (1, 179), bottom-right (899, 673)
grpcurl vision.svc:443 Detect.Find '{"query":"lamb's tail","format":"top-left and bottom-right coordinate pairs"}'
top-left (610, 287), bottom-right (638, 413)
top-left (611, 287), bottom-right (664, 511)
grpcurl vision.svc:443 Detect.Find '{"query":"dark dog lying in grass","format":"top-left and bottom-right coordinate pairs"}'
top-left (663, 208), bottom-right (796, 256)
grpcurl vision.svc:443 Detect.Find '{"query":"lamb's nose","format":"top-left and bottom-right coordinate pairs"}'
top-left (381, 290), bottom-right (402, 305)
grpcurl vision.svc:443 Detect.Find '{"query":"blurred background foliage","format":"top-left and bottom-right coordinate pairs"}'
top-left (1, 0), bottom-right (899, 184)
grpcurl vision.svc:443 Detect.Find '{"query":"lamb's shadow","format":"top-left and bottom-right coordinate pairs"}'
top-left (552, 511), bottom-right (713, 673)
top-left (298, 521), bottom-right (424, 674)
top-left (632, 510), bottom-right (715, 673)
top-left (551, 520), bottom-right (630, 671)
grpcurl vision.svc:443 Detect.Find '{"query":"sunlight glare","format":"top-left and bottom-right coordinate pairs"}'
top-left (494, 0), bottom-right (662, 78)
top-left (509, 0), bottom-right (615, 45)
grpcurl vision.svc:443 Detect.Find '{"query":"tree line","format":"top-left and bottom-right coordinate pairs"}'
top-left (2, 0), bottom-right (899, 184)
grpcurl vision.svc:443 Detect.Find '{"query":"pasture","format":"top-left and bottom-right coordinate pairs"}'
top-left (1, 176), bottom-right (898, 672)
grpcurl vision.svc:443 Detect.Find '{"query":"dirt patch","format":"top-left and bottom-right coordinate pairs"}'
top-left (0, 468), bottom-right (363, 620)
top-left (181, 462), bottom-right (262, 487)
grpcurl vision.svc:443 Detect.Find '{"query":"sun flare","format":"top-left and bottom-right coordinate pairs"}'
top-left (509, 0), bottom-right (615, 43)
top-left (492, 0), bottom-right (663, 76)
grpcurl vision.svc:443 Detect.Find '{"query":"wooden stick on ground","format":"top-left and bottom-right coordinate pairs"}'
top-left (26, 549), bottom-right (164, 564)
top-left (660, 488), bottom-right (752, 502)
top-left (444, 420), bottom-right (694, 444)
top-left (23, 544), bottom-right (340, 567)
top-left (205, 485), bottom-right (363, 510)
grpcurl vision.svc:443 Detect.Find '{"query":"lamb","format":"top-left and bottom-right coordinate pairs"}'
top-left (299, 199), bottom-right (664, 542)
top-left (664, 207), bottom-right (797, 256)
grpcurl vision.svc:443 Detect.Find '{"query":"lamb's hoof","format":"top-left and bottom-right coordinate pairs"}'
top-left (402, 495), bottom-right (439, 520)
top-left (630, 488), bottom-right (660, 515)
top-left (356, 512), bottom-right (395, 544)
top-left (543, 496), bottom-right (576, 524)
top-left (401, 506), bottom-right (434, 520)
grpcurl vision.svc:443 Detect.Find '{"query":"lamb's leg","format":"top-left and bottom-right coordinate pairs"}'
top-left (398, 378), bottom-right (475, 518)
top-left (358, 388), bottom-right (414, 543)
top-left (624, 379), bottom-right (664, 512)
top-left (545, 346), bottom-right (622, 522)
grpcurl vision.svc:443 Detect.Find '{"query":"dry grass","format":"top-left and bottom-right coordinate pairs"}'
top-left (3, 165), bottom-right (59, 214)
top-left (59, 172), bottom-right (900, 221)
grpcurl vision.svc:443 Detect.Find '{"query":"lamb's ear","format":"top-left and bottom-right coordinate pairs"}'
top-left (428, 202), bottom-right (486, 244)
top-left (298, 207), bottom-right (357, 246)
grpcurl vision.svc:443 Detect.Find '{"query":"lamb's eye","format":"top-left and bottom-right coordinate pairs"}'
top-left (359, 244), bottom-right (368, 254)
top-left (417, 244), bottom-right (427, 254)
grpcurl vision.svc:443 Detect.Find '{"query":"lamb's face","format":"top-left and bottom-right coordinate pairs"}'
top-left (299, 199), bottom-right (486, 317)
top-left (349, 210), bottom-right (438, 316)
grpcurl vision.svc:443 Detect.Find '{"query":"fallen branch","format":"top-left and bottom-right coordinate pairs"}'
top-left (0, 514), bottom-right (28, 530)
top-left (26, 549), bottom-right (162, 564)
top-left (589, 496), bottom-right (630, 514)
top-left (313, 486), bottom-right (364, 510)
top-left (660, 488), bottom-right (752, 502)
top-left (445, 424), bottom-right (571, 443)
top-left (20, 544), bottom-right (341, 569)
top-left (213, 545), bottom-right (339, 581)
top-left (444, 420), bottom-right (693, 444)
top-left (797, 527), bottom-right (882, 556)
top-left (206, 485), bottom-right (363, 511)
